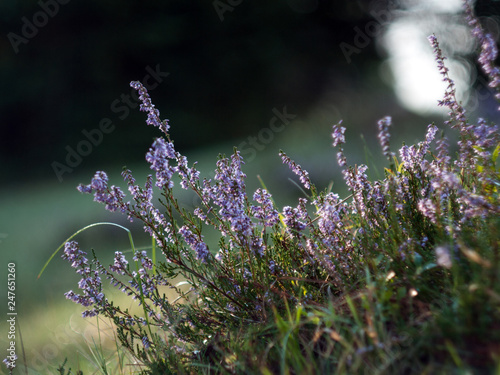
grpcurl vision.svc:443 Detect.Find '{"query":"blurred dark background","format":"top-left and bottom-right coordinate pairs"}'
top-left (0, 0), bottom-right (385, 185)
top-left (1, 0), bottom-right (500, 372)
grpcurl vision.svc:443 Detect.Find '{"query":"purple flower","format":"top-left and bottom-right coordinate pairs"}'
top-left (434, 134), bottom-right (451, 167)
top-left (62, 241), bottom-right (89, 272)
top-left (399, 144), bottom-right (420, 172)
top-left (250, 236), bottom-right (266, 257)
top-left (304, 238), bottom-right (336, 274)
top-left (91, 171), bottom-right (108, 190)
top-left (209, 151), bottom-right (255, 239)
top-left (178, 225), bottom-right (210, 262)
top-left (120, 168), bottom-right (170, 242)
top-left (377, 116), bottom-right (393, 159)
top-left (331, 122), bottom-right (346, 147)
top-left (428, 34), bottom-right (468, 127)
top-left (279, 150), bottom-right (311, 189)
top-left (251, 188), bottom-right (280, 227)
top-left (123, 170), bottom-right (154, 203)
top-left (342, 165), bottom-right (371, 218)
top-left (464, 1), bottom-right (500, 101)
top-left (142, 336), bottom-right (151, 349)
top-left (3, 356), bottom-right (16, 370)
top-left (315, 193), bottom-right (342, 235)
top-left (269, 260), bottom-right (276, 273)
top-left (77, 171), bottom-right (127, 213)
top-left (332, 123), bottom-right (348, 167)
top-left (194, 207), bottom-right (208, 222)
top-left (420, 124), bottom-right (438, 160)
top-left (62, 241), bottom-right (105, 317)
top-left (282, 199), bottom-right (308, 234)
top-left (336, 151), bottom-right (347, 167)
top-left (130, 81), bottom-right (170, 135)
top-left (146, 138), bottom-right (176, 189)
top-left (169, 155), bottom-right (200, 190)
top-left (133, 250), bottom-right (153, 270)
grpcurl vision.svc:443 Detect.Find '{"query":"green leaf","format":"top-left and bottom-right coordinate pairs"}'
top-left (492, 142), bottom-right (500, 163)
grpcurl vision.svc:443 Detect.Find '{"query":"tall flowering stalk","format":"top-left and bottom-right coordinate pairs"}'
top-left (464, 0), bottom-right (500, 103)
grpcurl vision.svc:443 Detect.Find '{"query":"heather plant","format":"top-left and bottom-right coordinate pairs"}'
top-left (24, 1), bottom-right (500, 374)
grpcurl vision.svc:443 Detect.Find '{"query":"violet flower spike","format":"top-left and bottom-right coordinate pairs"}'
top-left (464, 1), bottom-right (500, 101)
top-left (332, 122), bottom-right (347, 167)
top-left (109, 251), bottom-right (128, 275)
top-left (251, 188), bottom-right (280, 227)
top-left (77, 171), bottom-right (127, 213)
top-left (178, 225), bottom-right (210, 262)
top-left (377, 116), bottom-right (393, 160)
top-left (62, 241), bottom-right (104, 318)
top-left (130, 81), bottom-right (170, 134)
top-left (428, 34), bottom-right (468, 129)
top-left (146, 138), bottom-right (176, 189)
top-left (331, 122), bottom-right (346, 147)
top-left (279, 150), bottom-right (311, 190)
top-left (210, 151), bottom-right (255, 239)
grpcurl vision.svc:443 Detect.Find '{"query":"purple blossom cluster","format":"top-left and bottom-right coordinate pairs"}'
top-left (146, 138), bottom-right (176, 189)
top-left (282, 198), bottom-right (309, 234)
top-left (464, 1), bottom-right (500, 103)
top-left (200, 151), bottom-right (257, 249)
top-left (2, 356), bottom-right (16, 371)
top-left (306, 193), bottom-right (352, 274)
top-left (62, 240), bottom-right (175, 336)
top-left (130, 80), bottom-right (170, 134)
top-left (398, 124), bottom-right (438, 177)
top-left (133, 250), bottom-right (154, 271)
top-left (178, 225), bottom-right (210, 262)
top-left (77, 171), bottom-right (127, 213)
top-left (62, 241), bottom-right (103, 318)
top-left (109, 251), bottom-right (128, 275)
top-left (332, 122), bottom-right (347, 167)
top-left (342, 164), bottom-right (371, 219)
top-left (377, 116), bottom-right (393, 160)
top-left (428, 34), bottom-right (467, 130)
top-left (279, 150), bottom-right (311, 189)
top-left (251, 188), bottom-right (280, 227)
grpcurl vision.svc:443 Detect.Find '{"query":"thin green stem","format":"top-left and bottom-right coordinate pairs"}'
top-left (39, 222), bottom-right (135, 279)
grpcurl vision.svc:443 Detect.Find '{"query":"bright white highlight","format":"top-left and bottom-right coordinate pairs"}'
top-left (381, 0), bottom-right (474, 114)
